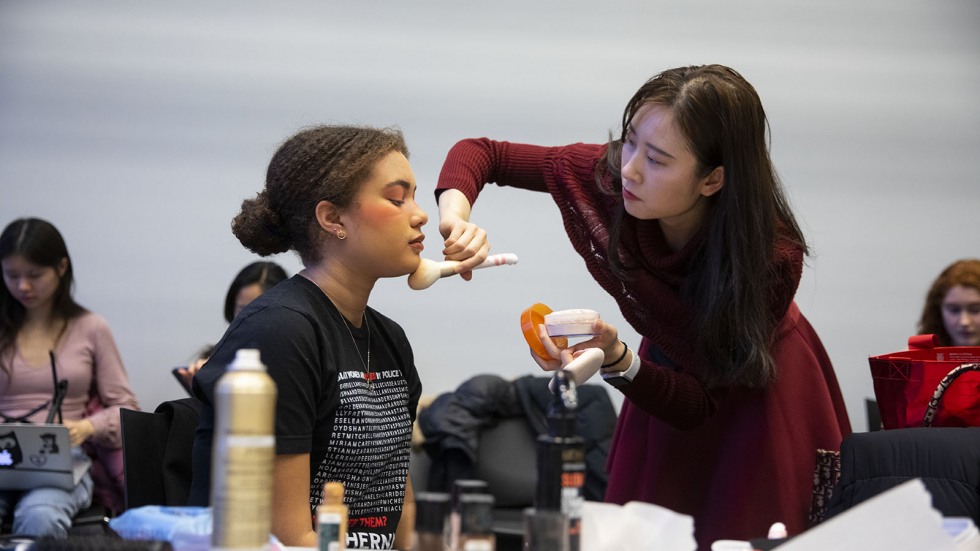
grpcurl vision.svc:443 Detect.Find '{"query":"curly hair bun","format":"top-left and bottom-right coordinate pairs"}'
top-left (232, 191), bottom-right (291, 256)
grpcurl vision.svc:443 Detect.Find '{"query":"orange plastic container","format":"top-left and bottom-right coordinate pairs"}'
top-left (520, 303), bottom-right (568, 360)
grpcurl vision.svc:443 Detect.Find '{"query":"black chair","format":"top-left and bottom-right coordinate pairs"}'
top-left (865, 398), bottom-right (882, 432)
top-left (474, 417), bottom-right (538, 551)
top-left (120, 398), bottom-right (201, 511)
top-left (410, 417), bottom-right (536, 551)
top-left (825, 427), bottom-right (980, 525)
top-left (417, 375), bottom-right (617, 551)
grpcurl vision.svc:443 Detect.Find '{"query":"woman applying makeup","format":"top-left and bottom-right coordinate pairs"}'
top-left (189, 125), bottom-right (426, 550)
top-left (435, 65), bottom-right (851, 549)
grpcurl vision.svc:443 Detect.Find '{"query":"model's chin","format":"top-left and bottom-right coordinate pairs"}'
top-left (407, 254), bottom-right (422, 273)
top-left (390, 253), bottom-right (422, 278)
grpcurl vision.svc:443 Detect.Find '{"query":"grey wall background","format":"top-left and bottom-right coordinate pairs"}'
top-left (1, 1), bottom-right (978, 430)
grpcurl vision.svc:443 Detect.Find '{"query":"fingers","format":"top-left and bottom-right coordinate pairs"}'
top-left (565, 318), bottom-right (624, 366)
top-left (559, 348), bottom-right (578, 365)
top-left (454, 239), bottom-right (491, 275)
top-left (187, 357), bottom-right (207, 377)
top-left (530, 324), bottom-right (563, 371)
top-left (439, 220), bottom-right (491, 281)
top-left (442, 222), bottom-right (488, 262)
top-left (592, 318), bottom-right (619, 343)
top-left (537, 324), bottom-right (566, 360)
top-left (530, 349), bottom-right (561, 372)
top-left (65, 419), bottom-right (93, 447)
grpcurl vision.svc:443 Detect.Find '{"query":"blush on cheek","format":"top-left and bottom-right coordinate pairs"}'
top-left (361, 203), bottom-right (400, 220)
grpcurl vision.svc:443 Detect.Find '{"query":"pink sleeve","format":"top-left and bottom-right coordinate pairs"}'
top-left (83, 315), bottom-right (140, 448)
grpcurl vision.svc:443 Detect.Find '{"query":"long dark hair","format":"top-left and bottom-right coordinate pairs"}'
top-left (223, 261), bottom-right (289, 322)
top-left (232, 125), bottom-right (408, 265)
top-left (0, 218), bottom-right (86, 372)
top-left (917, 259), bottom-right (980, 346)
top-left (601, 65), bottom-right (808, 387)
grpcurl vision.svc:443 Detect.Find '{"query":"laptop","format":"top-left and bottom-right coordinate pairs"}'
top-left (0, 423), bottom-right (92, 491)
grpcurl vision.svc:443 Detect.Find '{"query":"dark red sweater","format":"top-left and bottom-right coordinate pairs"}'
top-left (437, 138), bottom-right (851, 549)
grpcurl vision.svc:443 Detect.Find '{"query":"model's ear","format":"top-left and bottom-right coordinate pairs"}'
top-left (57, 257), bottom-right (69, 278)
top-left (699, 166), bottom-right (725, 197)
top-left (314, 200), bottom-right (345, 238)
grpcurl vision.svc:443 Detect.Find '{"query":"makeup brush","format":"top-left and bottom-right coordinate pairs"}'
top-left (550, 347), bottom-right (604, 392)
top-left (408, 253), bottom-right (518, 290)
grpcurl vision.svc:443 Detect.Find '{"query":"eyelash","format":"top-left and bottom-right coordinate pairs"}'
top-left (389, 199), bottom-right (405, 207)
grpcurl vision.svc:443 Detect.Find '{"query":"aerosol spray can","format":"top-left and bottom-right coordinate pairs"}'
top-left (211, 348), bottom-right (277, 551)
top-left (534, 369), bottom-right (585, 551)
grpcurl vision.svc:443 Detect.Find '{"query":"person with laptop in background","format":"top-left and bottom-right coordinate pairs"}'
top-left (0, 217), bottom-right (140, 538)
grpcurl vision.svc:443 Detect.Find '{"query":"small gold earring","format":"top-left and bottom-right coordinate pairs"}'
top-left (336, 229), bottom-right (347, 240)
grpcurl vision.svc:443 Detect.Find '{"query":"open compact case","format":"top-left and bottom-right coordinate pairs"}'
top-left (520, 303), bottom-right (600, 359)
top-left (520, 303), bottom-right (605, 389)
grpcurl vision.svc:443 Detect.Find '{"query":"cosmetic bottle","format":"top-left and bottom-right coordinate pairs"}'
top-left (211, 349), bottom-right (277, 551)
top-left (413, 491), bottom-right (449, 551)
top-left (523, 507), bottom-right (569, 551)
top-left (318, 481), bottom-right (348, 551)
top-left (534, 369), bottom-right (585, 551)
top-left (458, 493), bottom-right (495, 551)
top-left (445, 479), bottom-right (489, 551)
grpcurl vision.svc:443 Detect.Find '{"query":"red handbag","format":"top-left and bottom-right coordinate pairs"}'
top-left (869, 334), bottom-right (980, 429)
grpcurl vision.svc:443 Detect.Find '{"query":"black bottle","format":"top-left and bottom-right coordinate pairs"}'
top-left (414, 491), bottom-right (450, 551)
top-left (534, 369), bottom-right (585, 551)
top-left (446, 479), bottom-right (490, 551)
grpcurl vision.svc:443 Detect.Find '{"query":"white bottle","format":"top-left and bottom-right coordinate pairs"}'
top-left (211, 349), bottom-right (278, 551)
top-left (318, 481), bottom-right (348, 551)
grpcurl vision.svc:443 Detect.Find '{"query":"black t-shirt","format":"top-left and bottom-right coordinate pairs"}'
top-left (189, 276), bottom-right (422, 550)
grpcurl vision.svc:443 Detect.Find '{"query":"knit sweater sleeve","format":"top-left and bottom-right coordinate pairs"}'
top-left (619, 357), bottom-right (717, 430)
top-left (435, 138), bottom-right (557, 204)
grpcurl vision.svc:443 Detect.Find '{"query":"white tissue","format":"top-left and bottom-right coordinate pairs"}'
top-left (581, 500), bottom-right (697, 551)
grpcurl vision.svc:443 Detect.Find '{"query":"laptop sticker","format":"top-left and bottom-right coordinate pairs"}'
top-left (0, 431), bottom-right (23, 468)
